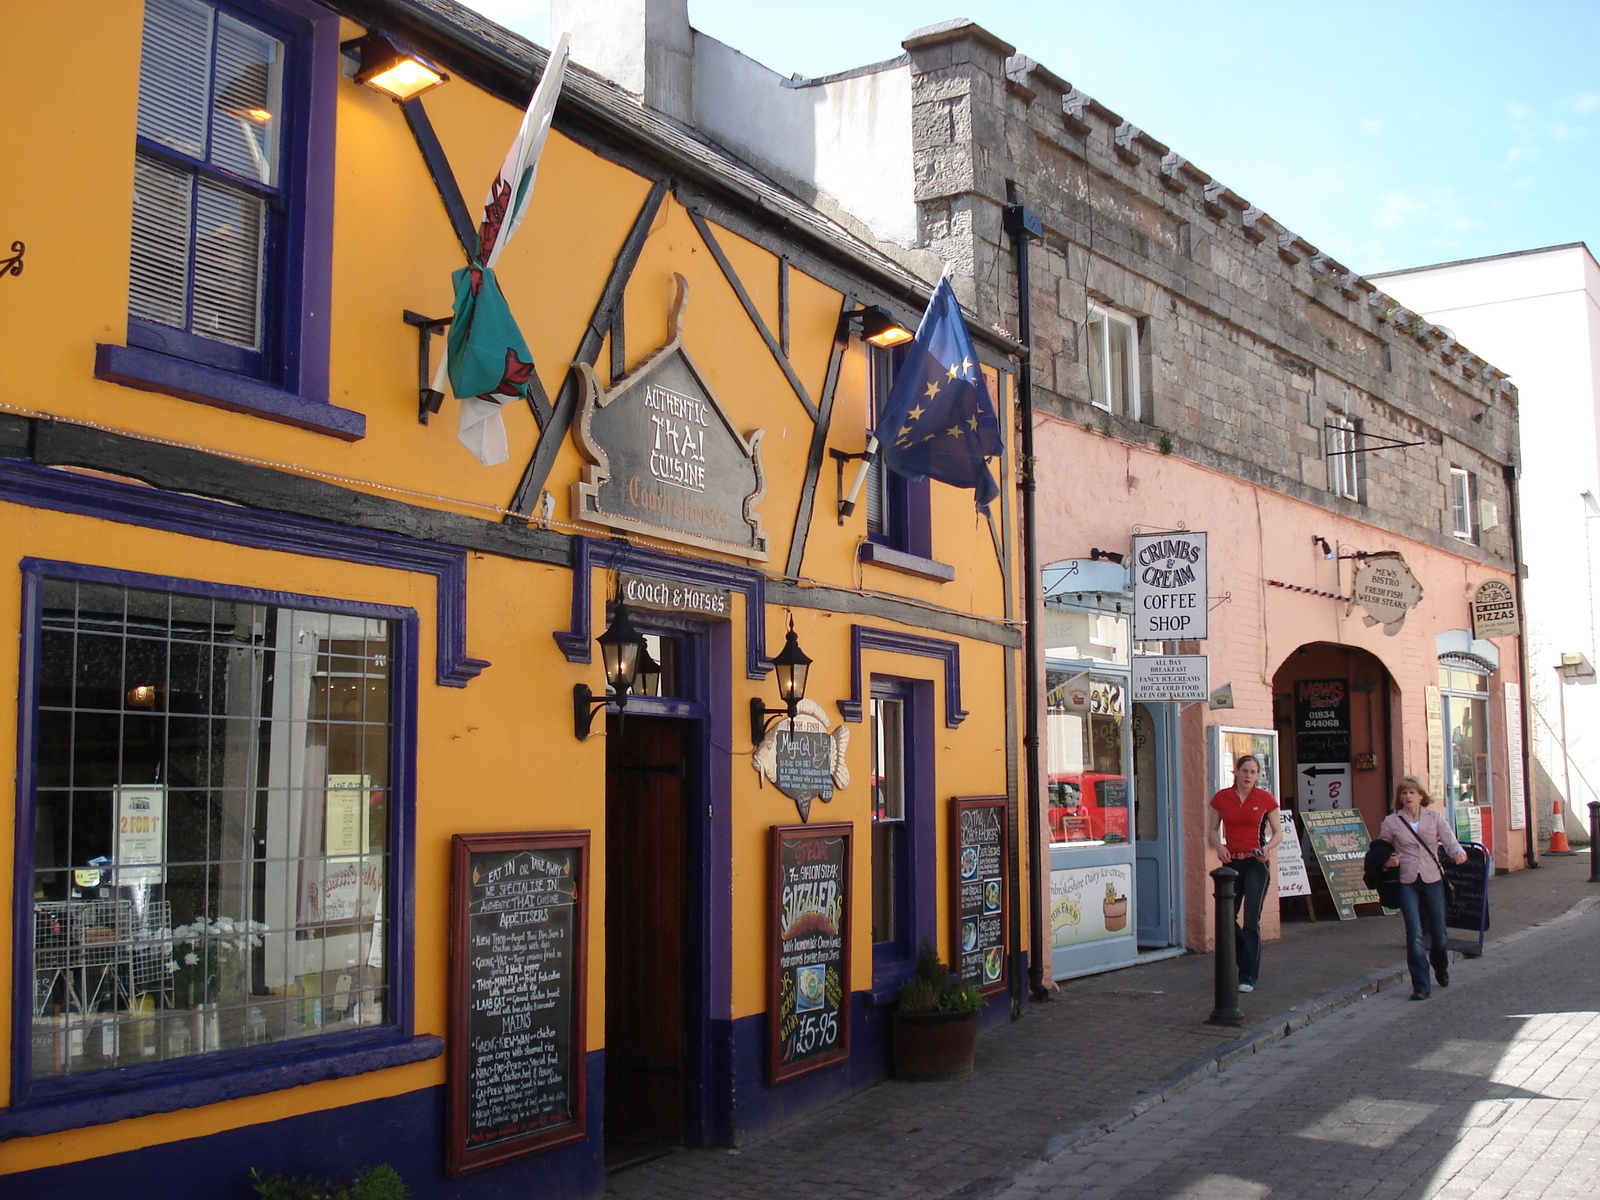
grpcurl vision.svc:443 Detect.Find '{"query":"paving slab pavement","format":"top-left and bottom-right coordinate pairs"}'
top-left (605, 854), bottom-right (1599, 1200)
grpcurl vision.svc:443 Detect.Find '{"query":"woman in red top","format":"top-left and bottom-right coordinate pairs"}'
top-left (1207, 755), bottom-right (1283, 992)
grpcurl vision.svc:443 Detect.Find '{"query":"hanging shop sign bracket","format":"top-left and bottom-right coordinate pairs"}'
top-left (1321, 426), bottom-right (1427, 456)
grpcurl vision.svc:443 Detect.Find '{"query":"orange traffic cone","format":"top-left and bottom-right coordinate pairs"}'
top-left (1549, 798), bottom-right (1573, 853)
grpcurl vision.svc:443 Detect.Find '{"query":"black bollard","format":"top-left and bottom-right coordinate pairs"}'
top-left (1589, 802), bottom-right (1600, 884)
top-left (1208, 865), bottom-right (1243, 1026)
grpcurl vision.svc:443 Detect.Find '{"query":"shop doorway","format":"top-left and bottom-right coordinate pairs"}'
top-left (604, 714), bottom-right (693, 1169)
top-left (1272, 644), bottom-right (1396, 841)
top-left (1132, 702), bottom-right (1180, 947)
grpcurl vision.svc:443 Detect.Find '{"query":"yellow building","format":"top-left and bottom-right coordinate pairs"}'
top-left (0, 1), bottom-right (1026, 1194)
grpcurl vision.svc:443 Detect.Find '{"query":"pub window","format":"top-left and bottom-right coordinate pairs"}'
top-left (1086, 305), bottom-right (1140, 420)
top-left (868, 677), bottom-right (932, 984)
top-left (865, 344), bottom-right (932, 558)
top-left (20, 569), bottom-right (409, 1096)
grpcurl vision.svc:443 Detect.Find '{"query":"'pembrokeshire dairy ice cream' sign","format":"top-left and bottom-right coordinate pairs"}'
top-left (1131, 531), bottom-right (1208, 641)
top-left (571, 275), bottom-right (769, 560)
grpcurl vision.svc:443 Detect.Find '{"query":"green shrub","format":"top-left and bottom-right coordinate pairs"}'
top-left (249, 1164), bottom-right (408, 1200)
top-left (898, 937), bottom-right (985, 1014)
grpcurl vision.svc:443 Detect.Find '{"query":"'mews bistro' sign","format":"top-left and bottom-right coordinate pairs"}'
top-left (1131, 531), bottom-right (1208, 641)
top-left (571, 276), bottom-right (769, 560)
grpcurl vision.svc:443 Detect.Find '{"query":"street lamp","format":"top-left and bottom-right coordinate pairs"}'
top-left (750, 615), bottom-right (813, 744)
top-left (343, 32), bottom-right (450, 102)
top-left (574, 602), bottom-right (648, 739)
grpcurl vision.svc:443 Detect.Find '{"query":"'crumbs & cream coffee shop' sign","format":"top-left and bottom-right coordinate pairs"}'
top-left (571, 276), bottom-right (769, 560)
top-left (1131, 531), bottom-right (1208, 641)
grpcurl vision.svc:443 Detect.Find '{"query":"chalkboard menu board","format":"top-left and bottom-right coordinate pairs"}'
top-left (768, 823), bottom-right (851, 1084)
top-left (951, 796), bottom-right (1008, 995)
top-left (449, 832), bottom-right (589, 1176)
top-left (1300, 808), bottom-right (1379, 920)
top-left (1445, 842), bottom-right (1491, 947)
top-left (774, 729), bottom-right (835, 805)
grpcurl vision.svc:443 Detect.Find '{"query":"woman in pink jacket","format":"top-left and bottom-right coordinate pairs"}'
top-left (1380, 776), bottom-right (1467, 1000)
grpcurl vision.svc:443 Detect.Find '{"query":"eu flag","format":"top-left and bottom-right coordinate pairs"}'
top-left (878, 277), bottom-right (1003, 509)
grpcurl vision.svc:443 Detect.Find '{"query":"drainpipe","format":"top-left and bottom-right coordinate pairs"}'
top-left (1504, 457), bottom-right (1538, 867)
top-left (1004, 202), bottom-right (1049, 1001)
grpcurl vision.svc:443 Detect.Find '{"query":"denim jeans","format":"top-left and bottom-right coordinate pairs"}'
top-left (1233, 856), bottom-right (1270, 986)
top-left (1398, 878), bottom-right (1449, 994)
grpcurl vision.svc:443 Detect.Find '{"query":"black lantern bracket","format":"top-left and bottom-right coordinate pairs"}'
top-left (403, 310), bottom-right (452, 424)
top-left (574, 681), bottom-right (624, 740)
top-left (750, 613), bottom-right (813, 745)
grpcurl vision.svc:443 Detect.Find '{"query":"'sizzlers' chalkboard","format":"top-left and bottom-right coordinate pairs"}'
top-left (449, 832), bottom-right (589, 1176)
top-left (1300, 808), bottom-right (1379, 920)
top-left (768, 823), bottom-right (851, 1084)
top-left (1445, 842), bottom-right (1491, 952)
top-left (951, 796), bottom-right (1008, 996)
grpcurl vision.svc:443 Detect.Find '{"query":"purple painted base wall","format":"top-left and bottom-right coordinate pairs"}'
top-left (5, 1053), bottom-right (604, 1200)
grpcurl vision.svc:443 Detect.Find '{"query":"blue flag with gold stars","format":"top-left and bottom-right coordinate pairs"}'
top-left (877, 276), bottom-right (1003, 509)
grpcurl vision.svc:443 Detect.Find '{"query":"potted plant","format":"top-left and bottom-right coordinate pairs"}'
top-left (1102, 881), bottom-right (1128, 932)
top-left (891, 939), bottom-right (984, 1081)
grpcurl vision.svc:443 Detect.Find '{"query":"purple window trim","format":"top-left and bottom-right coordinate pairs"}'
top-left (0, 460), bottom-right (488, 687)
top-left (838, 626), bottom-right (968, 727)
top-left (95, 343), bottom-right (364, 440)
top-left (868, 675), bottom-right (937, 991)
top-left (856, 541), bottom-right (955, 582)
top-left (8, 560), bottom-right (424, 1136)
top-left (554, 536), bottom-right (771, 680)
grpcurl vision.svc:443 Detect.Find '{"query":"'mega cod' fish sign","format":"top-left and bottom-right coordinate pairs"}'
top-left (753, 699), bottom-right (850, 823)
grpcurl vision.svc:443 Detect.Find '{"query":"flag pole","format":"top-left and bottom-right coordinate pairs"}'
top-left (839, 436), bottom-right (878, 518)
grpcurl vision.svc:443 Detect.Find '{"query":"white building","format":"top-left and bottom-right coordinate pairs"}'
top-left (1377, 244), bottom-right (1600, 846)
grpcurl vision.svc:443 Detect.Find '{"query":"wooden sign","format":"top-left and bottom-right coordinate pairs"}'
top-left (449, 832), bottom-right (589, 1175)
top-left (752, 699), bottom-right (849, 822)
top-left (571, 275), bottom-right (769, 560)
top-left (1349, 553), bottom-right (1423, 636)
top-left (1471, 579), bottom-right (1517, 640)
top-left (1300, 808), bottom-right (1379, 920)
top-left (768, 823), bottom-right (851, 1083)
top-left (619, 574), bottom-right (731, 619)
top-left (951, 796), bottom-right (1008, 995)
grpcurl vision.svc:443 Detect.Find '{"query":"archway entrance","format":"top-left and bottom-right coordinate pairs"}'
top-left (1271, 643), bottom-right (1397, 845)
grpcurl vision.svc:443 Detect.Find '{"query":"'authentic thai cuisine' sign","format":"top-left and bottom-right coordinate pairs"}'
top-left (1131, 531), bottom-right (1208, 641)
top-left (571, 276), bottom-right (768, 560)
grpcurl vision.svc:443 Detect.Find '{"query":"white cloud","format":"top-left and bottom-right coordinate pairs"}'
top-left (1568, 92), bottom-right (1600, 114)
top-left (1508, 101), bottom-right (1533, 119)
top-left (1375, 191), bottom-right (1426, 229)
top-left (1360, 118), bottom-right (1383, 133)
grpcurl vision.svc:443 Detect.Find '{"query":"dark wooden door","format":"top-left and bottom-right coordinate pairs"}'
top-left (605, 716), bottom-right (689, 1152)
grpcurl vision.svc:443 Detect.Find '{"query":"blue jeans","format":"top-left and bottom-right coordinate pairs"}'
top-left (1233, 857), bottom-right (1270, 986)
top-left (1398, 878), bottom-right (1449, 994)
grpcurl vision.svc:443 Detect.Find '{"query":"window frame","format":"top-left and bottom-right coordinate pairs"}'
top-left (1450, 466), bottom-right (1479, 543)
top-left (865, 343), bottom-right (933, 559)
top-left (867, 676), bottom-right (935, 994)
top-left (96, 0), bottom-right (358, 441)
top-left (1326, 410), bottom-right (1362, 502)
top-left (1086, 304), bottom-right (1141, 421)
top-left (1438, 664), bottom-right (1492, 817)
top-left (6, 559), bottom-right (429, 1137)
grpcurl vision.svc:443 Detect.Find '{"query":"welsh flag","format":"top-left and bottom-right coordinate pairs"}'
top-left (436, 33), bottom-right (571, 465)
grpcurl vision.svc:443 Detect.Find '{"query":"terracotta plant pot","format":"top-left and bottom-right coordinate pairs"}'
top-left (1103, 897), bottom-right (1128, 931)
top-left (892, 1008), bottom-right (978, 1081)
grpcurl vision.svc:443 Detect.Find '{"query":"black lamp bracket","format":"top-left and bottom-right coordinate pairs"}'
top-left (750, 697), bottom-right (799, 747)
top-left (574, 683), bottom-right (626, 740)
top-left (830, 444), bottom-right (878, 524)
top-left (404, 310), bottom-right (453, 424)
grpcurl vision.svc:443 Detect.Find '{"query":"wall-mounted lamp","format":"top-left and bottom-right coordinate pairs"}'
top-left (861, 305), bottom-right (915, 349)
top-left (126, 684), bottom-right (158, 709)
top-left (750, 616), bottom-right (813, 744)
top-left (1314, 536), bottom-right (1334, 560)
top-left (1089, 548), bottom-right (1125, 565)
top-left (574, 602), bottom-right (647, 739)
top-left (632, 639), bottom-right (661, 698)
top-left (343, 32), bottom-right (449, 102)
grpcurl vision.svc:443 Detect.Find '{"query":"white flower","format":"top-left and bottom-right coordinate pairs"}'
top-left (166, 960), bottom-right (179, 974)
top-left (184, 952), bottom-right (199, 966)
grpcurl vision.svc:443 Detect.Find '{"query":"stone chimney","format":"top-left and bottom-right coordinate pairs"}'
top-left (549, 0), bottom-right (693, 124)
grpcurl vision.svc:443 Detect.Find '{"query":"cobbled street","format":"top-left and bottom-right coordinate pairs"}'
top-left (1001, 900), bottom-right (1600, 1200)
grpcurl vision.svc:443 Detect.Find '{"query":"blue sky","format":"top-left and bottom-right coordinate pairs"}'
top-left (464, 2), bottom-right (1597, 274)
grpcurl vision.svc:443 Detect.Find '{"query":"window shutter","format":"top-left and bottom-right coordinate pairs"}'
top-left (137, 0), bottom-right (214, 160)
top-left (129, 155), bottom-right (194, 330)
top-left (192, 180), bottom-right (265, 349)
